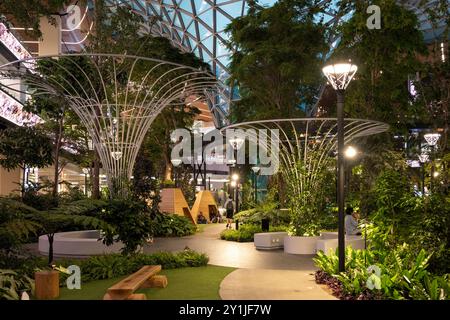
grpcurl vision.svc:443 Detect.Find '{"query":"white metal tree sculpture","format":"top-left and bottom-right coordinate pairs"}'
top-left (0, 53), bottom-right (218, 196)
top-left (223, 118), bottom-right (388, 194)
top-left (222, 118), bottom-right (388, 235)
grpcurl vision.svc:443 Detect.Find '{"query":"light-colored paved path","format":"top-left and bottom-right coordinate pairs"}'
top-left (219, 269), bottom-right (336, 300)
top-left (145, 223), bottom-right (315, 270)
top-left (145, 224), bottom-right (335, 300)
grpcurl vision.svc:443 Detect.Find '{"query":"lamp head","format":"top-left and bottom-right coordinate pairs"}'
top-left (111, 151), bottom-right (123, 160)
top-left (418, 153), bottom-right (429, 164)
top-left (171, 158), bottom-right (182, 167)
top-left (424, 133), bottom-right (440, 146)
top-left (229, 137), bottom-right (244, 150)
top-left (344, 146), bottom-right (358, 159)
top-left (322, 62), bottom-right (358, 91)
top-left (251, 166), bottom-right (261, 174)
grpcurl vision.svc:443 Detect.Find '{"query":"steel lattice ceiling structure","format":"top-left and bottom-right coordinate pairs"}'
top-left (102, 0), bottom-right (346, 127)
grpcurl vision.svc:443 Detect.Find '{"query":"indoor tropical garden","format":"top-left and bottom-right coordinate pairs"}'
top-left (0, 0), bottom-right (448, 309)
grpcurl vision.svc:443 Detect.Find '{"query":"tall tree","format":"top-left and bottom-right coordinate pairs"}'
top-left (24, 56), bottom-right (96, 198)
top-left (225, 0), bottom-right (327, 121)
top-left (0, 126), bottom-right (53, 196)
top-left (333, 0), bottom-right (427, 130)
top-left (0, 0), bottom-right (70, 37)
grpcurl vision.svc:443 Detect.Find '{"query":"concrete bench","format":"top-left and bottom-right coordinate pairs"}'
top-left (316, 235), bottom-right (366, 256)
top-left (103, 265), bottom-right (167, 300)
top-left (254, 232), bottom-right (288, 250)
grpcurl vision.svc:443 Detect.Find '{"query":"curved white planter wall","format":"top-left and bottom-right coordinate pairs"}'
top-left (283, 236), bottom-right (320, 254)
top-left (38, 230), bottom-right (124, 258)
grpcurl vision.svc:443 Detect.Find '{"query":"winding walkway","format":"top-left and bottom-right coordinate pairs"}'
top-left (144, 224), bottom-right (335, 300)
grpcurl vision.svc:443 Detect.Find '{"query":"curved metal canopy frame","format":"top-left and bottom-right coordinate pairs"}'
top-left (221, 118), bottom-right (389, 196)
top-left (0, 53), bottom-right (218, 196)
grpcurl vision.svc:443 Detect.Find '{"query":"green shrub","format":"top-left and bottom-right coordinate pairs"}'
top-left (53, 250), bottom-right (209, 284)
top-left (0, 269), bottom-right (34, 300)
top-left (51, 199), bottom-right (108, 217)
top-left (153, 213), bottom-right (196, 237)
top-left (102, 199), bottom-right (153, 255)
top-left (0, 198), bottom-right (41, 249)
top-left (314, 246), bottom-right (450, 300)
top-left (234, 208), bottom-right (290, 226)
top-left (220, 224), bottom-right (288, 242)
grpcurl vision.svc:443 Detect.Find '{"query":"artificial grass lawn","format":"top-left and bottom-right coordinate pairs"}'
top-left (59, 265), bottom-right (235, 300)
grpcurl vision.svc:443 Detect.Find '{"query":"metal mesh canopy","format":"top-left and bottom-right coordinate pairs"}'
top-left (0, 53), bottom-right (218, 195)
top-left (104, 0), bottom-right (346, 126)
top-left (221, 118), bottom-right (389, 194)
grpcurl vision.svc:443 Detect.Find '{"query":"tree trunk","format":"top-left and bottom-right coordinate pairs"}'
top-left (92, 150), bottom-right (100, 199)
top-left (21, 165), bottom-right (26, 199)
top-left (47, 233), bottom-right (54, 266)
top-left (52, 117), bottom-right (64, 197)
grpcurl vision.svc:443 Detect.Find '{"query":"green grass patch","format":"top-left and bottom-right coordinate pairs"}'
top-left (220, 224), bottom-right (288, 242)
top-left (59, 265), bottom-right (235, 300)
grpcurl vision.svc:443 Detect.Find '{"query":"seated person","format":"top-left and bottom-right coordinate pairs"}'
top-left (197, 211), bottom-right (207, 224)
top-left (345, 207), bottom-right (361, 235)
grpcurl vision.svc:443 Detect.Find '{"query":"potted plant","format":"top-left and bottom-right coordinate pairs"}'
top-left (283, 202), bottom-right (322, 254)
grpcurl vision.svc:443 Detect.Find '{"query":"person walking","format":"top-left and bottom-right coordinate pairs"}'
top-left (224, 195), bottom-right (235, 229)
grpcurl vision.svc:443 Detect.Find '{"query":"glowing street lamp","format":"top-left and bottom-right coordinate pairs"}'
top-left (424, 133), bottom-right (441, 192)
top-left (252, 166), bottom-right (261, 203)
top-left (418, 153), bottom-right (429, 195)
top-left (424, 133), bottom-right (440, 147)
top-left (322, 61), bottom-right (358, 273)
top-left (344, 146), bottom-right (358, 159)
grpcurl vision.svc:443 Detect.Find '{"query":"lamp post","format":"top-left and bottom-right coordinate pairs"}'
top-left (251, 166), bottom-right (260, 203)
top-left (229, 137), bottom-right (244, 213)
top-left (171, 158), bottom-right (182, 187)
top-left (231, 173), bottom-right (240, 214)
top-left (322, 62), bottom-right (358, 273)
top-left (424, 133), bottom-right (440, 192)
top-left (82, 168), bottom-right (89, 195)
top-left (418, 153), bottom-right (429, 196)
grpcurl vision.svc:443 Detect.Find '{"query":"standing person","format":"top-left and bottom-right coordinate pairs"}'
top-left (224, 195), bottom-right (235, 229)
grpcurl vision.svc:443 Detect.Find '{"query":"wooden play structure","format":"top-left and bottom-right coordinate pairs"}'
top-left (191, 190), bottom-right (219, 222)
top-left (103, 265), bottom-right (167, 300)
top-left (159, 188), bottom-right (196, 224)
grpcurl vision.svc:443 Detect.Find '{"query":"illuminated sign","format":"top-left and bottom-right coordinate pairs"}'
top-left (0, 23), bottom-right (32, 61)
top-left (0, 90), bottom-right (41, 126)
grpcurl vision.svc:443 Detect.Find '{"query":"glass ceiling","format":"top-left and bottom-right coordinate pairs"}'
top-left (103, 0), bottom-right (345, 127)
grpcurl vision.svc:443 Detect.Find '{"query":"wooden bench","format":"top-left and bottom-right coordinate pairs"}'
top-left (103, 265), bottom-right (168, 300)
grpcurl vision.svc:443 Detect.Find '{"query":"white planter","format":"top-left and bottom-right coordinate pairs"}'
top-left (320, 231), bottom-right (338, 239)
top-left (254, 232), bottom-right (288, 250)
top-left (283, 235), bottom-right (320, 254)
top-left (38, 230), bottom-right (125, 258)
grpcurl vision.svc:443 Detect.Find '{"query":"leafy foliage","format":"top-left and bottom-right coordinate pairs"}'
top-left (0, 126), bottom-right (53, 171)
top-left (0, 0), bottom-right (69, 38)
top-left (334, 0), bottom-right (427, 129)
top-left (0, 269), bottom-right (35, 300)
top-left (101, 199), bottom-right (153, 255)
top-left (56, 250), bottom-right (209, 283)
top-left (220, 224), bottom-right (288, 242)
top-left (152, 213), bottom-right (196, 237)
top-left (225, 0), bottom-right (327, 121)
top-left (314, 246), bottom-right (450, 300)
top-left (0, 198), bottom-right (40, 250)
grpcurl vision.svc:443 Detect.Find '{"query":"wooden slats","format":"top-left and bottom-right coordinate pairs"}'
top-left (106, 265), bottom-right (162, 299)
